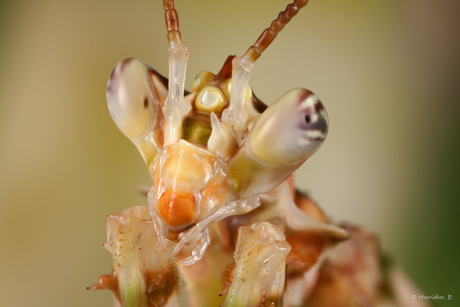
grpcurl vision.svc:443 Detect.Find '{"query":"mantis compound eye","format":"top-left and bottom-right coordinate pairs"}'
top-left (227, 88), bottom-right (329, 197)
top-left (247, 88), bottom-right (328, 165)
top-left (107, 58), bottom-right (164, 142)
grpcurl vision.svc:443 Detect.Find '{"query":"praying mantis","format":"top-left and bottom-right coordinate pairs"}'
top-left (89, 1), bottom-right (428, 306)
top-left (106, 0), bottom-right (346, 266)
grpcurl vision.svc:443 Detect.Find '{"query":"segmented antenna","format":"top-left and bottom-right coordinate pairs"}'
top-left (242, 0), bottom-right (310, 63)
top-left (163, 0), bottom-right (182, 45)
top-left (223, 0), bottom-right (310, 134)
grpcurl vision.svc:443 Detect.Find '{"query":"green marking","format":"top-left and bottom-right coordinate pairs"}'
top-left (227, 152), bottom-right (262, 194)
top-left (120, 279), bottom-right (148, 307)
top-left (182, 116), bottom-right (212, 147)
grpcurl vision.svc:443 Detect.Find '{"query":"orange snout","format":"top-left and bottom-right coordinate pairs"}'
top-left (157, 190), bottom-right (198, 232)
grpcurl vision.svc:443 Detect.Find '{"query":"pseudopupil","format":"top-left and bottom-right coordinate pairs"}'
top-left (305, 115), bottom-right (311, 123)
top-left (143, 97), bottom-right (149, 108)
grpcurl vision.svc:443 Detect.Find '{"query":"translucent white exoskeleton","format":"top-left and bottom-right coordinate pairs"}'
top-left (221, 222), bottom-right (291, 307)
top-left (106, 0), bottom-right (348, 266)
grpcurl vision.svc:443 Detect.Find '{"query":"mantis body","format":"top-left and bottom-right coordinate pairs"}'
top-left (89, 1), bottom-right (376, 306)
top-left (90, 2), bottom-right (430, 307)
top-left (106, 0), bottom-right (347, 266)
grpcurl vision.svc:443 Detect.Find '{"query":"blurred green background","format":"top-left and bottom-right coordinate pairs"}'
top-left (0, 0), bottom-right (459, 306)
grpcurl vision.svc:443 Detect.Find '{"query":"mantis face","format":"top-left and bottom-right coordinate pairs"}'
top-left (106, 0), bottom-right (336, 266)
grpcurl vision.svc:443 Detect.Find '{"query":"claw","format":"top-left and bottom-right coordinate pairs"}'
top-left (176, 228), bottom-right (211, 266)
top-left (172, 225), bottom-right (202, 256)
top-left (173, 196), bottom-right (260, 256)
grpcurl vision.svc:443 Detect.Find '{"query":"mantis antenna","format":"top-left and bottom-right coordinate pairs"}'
top-left (223, 0), bottom-right (310, 133)
top-left (244, 0), bottom-right (310, 63)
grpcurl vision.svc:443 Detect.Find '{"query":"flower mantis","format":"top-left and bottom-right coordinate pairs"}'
top-left (89, 1), bottom-right (429, 306)
top-left (106, 0), bottom-right (345, 266)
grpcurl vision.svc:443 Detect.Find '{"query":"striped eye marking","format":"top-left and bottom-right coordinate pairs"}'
top-left (297, 93), bottom-right (328, 146)
top-left (300, 94), bottom-right (319, 110)
top-left (299, 130), bottom-right (327, 146)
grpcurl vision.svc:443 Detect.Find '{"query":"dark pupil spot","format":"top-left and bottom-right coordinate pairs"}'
top-left (305, 115), bottom-right (311, 123)
top-left (143, 97), bottom-right (148, 108)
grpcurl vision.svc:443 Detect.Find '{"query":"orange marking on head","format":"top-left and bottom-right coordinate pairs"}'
top-left (157, 190), bottom-right (197, 232)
